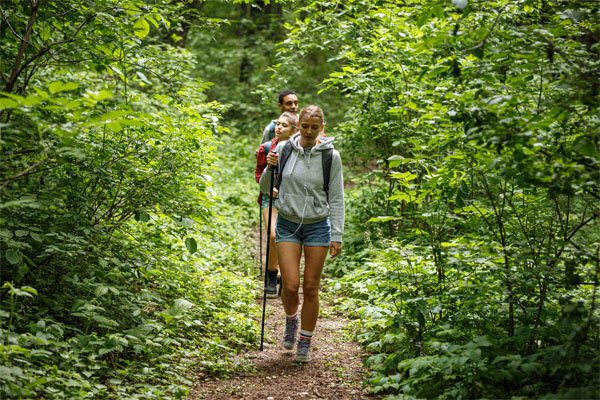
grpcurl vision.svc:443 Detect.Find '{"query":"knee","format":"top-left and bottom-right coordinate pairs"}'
top-left (283, 281), bottom-right (299, 296)
top-left (303, 283), bottom-right (320, 301)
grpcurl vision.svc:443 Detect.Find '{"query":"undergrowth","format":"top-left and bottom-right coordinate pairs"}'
top-left (0, 134), bottom-right (261, 399)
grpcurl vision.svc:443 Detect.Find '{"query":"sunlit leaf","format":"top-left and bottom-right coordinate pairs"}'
top-left (133, 18), bottom-right (150, 39)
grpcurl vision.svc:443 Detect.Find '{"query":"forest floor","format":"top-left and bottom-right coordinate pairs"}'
top-left (188, 229), bottom-right (379, 399)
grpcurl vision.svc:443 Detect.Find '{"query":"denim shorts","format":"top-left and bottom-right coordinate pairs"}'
top-left (276, 216), bottom-right (331, 247)
top-left (261, 193), bottom-right (278, 209)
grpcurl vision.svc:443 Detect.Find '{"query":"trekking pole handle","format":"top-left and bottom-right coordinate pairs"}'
top-left (266, 151), bottom-right (278, 170)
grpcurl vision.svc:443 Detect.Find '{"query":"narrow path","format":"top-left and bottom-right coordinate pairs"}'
top-left (189, 229), bottom-right (378, 399)
top-left (189, 294), bottom-right (372, 399)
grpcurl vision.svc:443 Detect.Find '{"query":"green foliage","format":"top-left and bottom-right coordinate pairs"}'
top-left (2, 0), bottom-right (598, 398)
top-left (187, 0), bottom-right (349, 135)
top-left (284, 0), bottom-right (600, 398)
top-left (187, 2), bottom-right (288, 136)
top-left (330, 240), bottom-right (599, 399)
top-left (1, 1), bottom-right (262, 398)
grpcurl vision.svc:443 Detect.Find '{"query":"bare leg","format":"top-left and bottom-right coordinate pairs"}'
top-left (300, 246), bottom-right (328, 331)
top-left (262, 207), bottom-right (279, 272)
top-left (277, 242), bottom-right (302, 316)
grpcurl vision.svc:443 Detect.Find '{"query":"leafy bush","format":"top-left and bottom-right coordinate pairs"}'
top-left (1, 1), bottom-right (263, 398)
top-left (329, 238), bottom-right (599, 399)
top-left (284, 1), bottom-right (599, 398)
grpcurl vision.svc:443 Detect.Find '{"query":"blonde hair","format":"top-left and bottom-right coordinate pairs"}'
top-left (299, 105), bottom-right (325, 124)
top-left (280, 111), bottom-right (299, 131)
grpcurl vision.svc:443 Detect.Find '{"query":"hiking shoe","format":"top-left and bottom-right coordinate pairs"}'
top-left (296, 336), bottom-right (312, 363)
top-left (283, 316), bottom-right (299, 350)
top-left (266, 272), bottom-right (278, 298)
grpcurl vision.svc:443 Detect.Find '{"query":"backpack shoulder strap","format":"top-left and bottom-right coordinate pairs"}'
top-left (275, 141), bottom-right (293, 190)
top-left (322, 148), bottom-right (333, 200)
top-left (263, 140), bottom-right (271, 155)
top-left (268, 120), bottom-right (276, 141)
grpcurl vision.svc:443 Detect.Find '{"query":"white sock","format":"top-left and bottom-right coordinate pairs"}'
top-left (299, 329), bottom-right (313, 340)
top-left (286, 312), bottom-right (298, 319)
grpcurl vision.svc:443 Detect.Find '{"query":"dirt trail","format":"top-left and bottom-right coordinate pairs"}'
top-left (188, 291), bottom-right (375, 399)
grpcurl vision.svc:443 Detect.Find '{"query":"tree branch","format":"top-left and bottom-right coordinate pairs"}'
top-left (4, 0), bottom-right (40, 93)
top-left (0, 161), bottom-right (46, 188)
top-left (0, 4), bottom-right (24, 41)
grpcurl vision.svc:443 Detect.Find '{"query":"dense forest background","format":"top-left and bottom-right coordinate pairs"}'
top-left (1, 0), bottom-right (598, 399)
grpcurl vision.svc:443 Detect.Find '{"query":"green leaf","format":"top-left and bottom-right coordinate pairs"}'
top-left (432, 5), bottom-right (444, 19)
top-left (6, 249), bottom-right (22, 265)
top-left (134, 18), bottom-right (150, 39)
top-left (159, 312), bottom-right (174, 325)
top-left (106, 121), bottom-right (122, 132)
top-left (92, 314), bottom-right (118, 327)
top-left (388, 155), bottom-right (410, 168)
top-left (0, 97), bottom-right (19, 110)
top-left (40, 24), bottom-right (51, 41)
top-left (84, 89), bottom-right (112, 103)
top-left (573, 136), bottom-right (598, 157)
top-left (185, 237), bottom-right (198, 254)
top-left (389, 192), bottom-right (411, 202)
top-left (30, 232), bottom-right (43, 242)
top-left (112, 48), bottom-right (124, 60)
top-left (368, 216), bottom-right (401, 223)
top-left (19, 286), bottom-right (37, 296)
top-left (48, 81), bottom-right (79, 94)
top-left (136, 71), bottom-right (152, 84)
top-left (95, 285), bottom-right (109, 297)
top-left (389, 171), bottom-right (417, 183)
top-left (174, 298), bottom-right (193, 312)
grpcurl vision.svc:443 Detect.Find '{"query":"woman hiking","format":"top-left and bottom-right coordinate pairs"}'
top-left (255, 111), bottom-right (299, 297)
top-left (259, 105), bottom-right (344, 363)
top-left (260, 89), bottom-right (299, 145)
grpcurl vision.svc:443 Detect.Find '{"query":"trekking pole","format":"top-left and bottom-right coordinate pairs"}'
top-left (260, 167), bottom-right (276, 351)
top-left (259, 203), bottom-right (263, 277)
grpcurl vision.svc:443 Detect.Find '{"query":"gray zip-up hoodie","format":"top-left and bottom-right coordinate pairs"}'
top-left (259, 133), bottom-right (345, 242)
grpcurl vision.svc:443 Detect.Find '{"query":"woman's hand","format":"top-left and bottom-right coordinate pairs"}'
top-left (266, 152), bottom-right (278, 168)
top-left (329, 241), bottom-right (342, 258)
